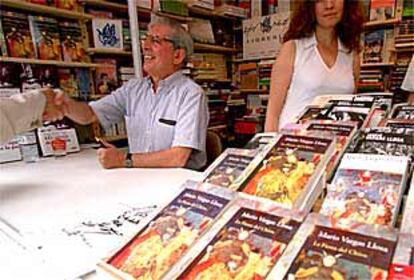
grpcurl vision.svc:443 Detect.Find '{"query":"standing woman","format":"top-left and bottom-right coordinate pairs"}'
top-left (265, 0), bottom-right (365, 131)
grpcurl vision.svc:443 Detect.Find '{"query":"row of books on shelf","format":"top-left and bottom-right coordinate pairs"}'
top-left (0, 10), bottom-right (131, 60)
top-left (0, 61), bottom-right (135, 98)
top-left (23, 0), bottom-right (79, 11)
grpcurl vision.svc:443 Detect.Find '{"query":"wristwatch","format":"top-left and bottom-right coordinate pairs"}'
top-left (125, 153), bottom-right (133, 168)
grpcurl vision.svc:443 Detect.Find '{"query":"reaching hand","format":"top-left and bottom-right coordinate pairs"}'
top-left (97, 139), bottom-right (127, 169)
top-left (42, 88), bottom-right (65, 122)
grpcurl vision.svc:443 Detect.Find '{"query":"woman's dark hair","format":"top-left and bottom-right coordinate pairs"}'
top-left (283, 0), bottom-right (365, 52)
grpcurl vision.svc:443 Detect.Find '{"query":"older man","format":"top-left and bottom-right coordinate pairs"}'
top-left (57, 16), bottom-right (209, 169)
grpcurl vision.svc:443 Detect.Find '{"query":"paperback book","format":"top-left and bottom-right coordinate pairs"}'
top-left (347, 127), bottom-right (414, 157)
top-left (244, 132), bottom-right (278, 151)
top-left (401, 177), bottom-right (414, 235)
top-left (388, 233), bottom-right (414, 280)
top-left (240, 132), bottom-right (335, 211)
top-left (97, 180), bottom-right (235, 280)
top-left (59, 21), bottom-right (87, 62)
top-left (172, 195), bottom-right (305, 280)
top-left (202, 148), bottom-right (268, 190)
top-left (1, 10), bottom-right (35, 58)
top-left (28, 16), bottom-right (62, 61)
top-left (94, 58), bottom-right (117, 95)
top-left (390, 104), bottom-right (414, 121)
top-left (320, 153), bottom-right (410, 226)
top-left (271, 213), bottom-right (398, 280)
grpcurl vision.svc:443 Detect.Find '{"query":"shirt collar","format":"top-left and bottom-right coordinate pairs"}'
top-left (144, 70), bottom-right (184, 92)
top-left (304, 32), bottom-right (348, 53)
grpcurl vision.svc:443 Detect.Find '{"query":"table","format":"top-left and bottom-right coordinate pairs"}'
top-left (0, 148), bottom-right (201, 279)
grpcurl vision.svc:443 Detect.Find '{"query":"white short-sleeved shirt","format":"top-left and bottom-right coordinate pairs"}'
top-left (90, 71), bottom-right (209, 169)
top-left (279, 33), bottom-right (355, 129)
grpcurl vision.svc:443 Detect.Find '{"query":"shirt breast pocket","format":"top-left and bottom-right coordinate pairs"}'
top-left (155, 118), bottom-right (176, 150)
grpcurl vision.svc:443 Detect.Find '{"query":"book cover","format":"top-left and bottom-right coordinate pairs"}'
top-left (76, 68), bottom-right (92, 101)
top-left (270, 213), bottom-right (398, 280)
top-left (59, 21), bottom-right (87, 62)
top-left (202, 148), bottom-right (266, 190)
top-left (401, 178), bottom-right (414, 235)
top-left (241, 133), bottom-right (335, 211)
top-left (92, 18), bottom-right (123, 50)
top-left (370, 0), bottom-right (396, 21)
top-left (305, 120), bottom-right (358, 180)
top-left (324, 101), bottom-right (373, 128)
top-left (244, 132), bottom-right (278, 151)
top-left (94, 58), bottom-right (118, 95)
top-left (0, 63), bottom-right (20, 89)
top-left (33, 65), bottom-right (58, 88)
top-left (178, 196), bottom-right (305, 280)
top-left (349, 127), bottom-right (414, 157)
top-left (28, 16), bottom-right (62, 61)
top-left (1, 10), bottom-right (35, 58)
top-left (58, 68), bottom-right (79, 98)
top-left (55, 0), bottom-right (79, 11)
top-left (320, 153), bottom-right (410, 226)
top-left (391, 104), bottom-right (414, 120)
top-left (295, 105), bottom-right (331, 124)
top-left (99, 181), bottom-right (235, 280)
top-left (388, 233), bottom-right (414, 279)
top-left (363, 29), bottom-right (385, 63)
top-left (0, 17), bottom-right (7, 56)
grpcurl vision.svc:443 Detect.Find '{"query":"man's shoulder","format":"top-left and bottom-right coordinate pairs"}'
top-left (176, 75), bottom-right (203, 95)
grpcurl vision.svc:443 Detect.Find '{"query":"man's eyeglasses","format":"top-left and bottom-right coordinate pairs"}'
top-left (140, 34), bottom-right (174, 46)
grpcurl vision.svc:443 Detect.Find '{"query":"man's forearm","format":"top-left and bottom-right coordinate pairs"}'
top-left (65, 99), bottom-right (98, 125)
top-left (131, 147), bottom-right (192, 168)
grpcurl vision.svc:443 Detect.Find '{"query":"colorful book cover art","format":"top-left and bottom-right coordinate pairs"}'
top-left (29, 16), bottom-right (62, 61)
top-left (107, 188), bottom-right (231, 280)
top-left (92, 18), bottom-right (123, 49)
top-left (241, 134), bottom-right (332, 207)
top-left (1, 11), bottom-right (36, 58)
top-left (58, 68), bottom-right (79, 98)
top-left (55, 0), bottom-right (79, 11)
top-left (181, 208), bottom-right (301, 280)
top-left (204, 152), bottom-right (256, 189)
top-left (363, 29), bottom-right (385, 63)
top-left (59, 21), bottom-right (87, 62)
top-left (306, 121), bottom-right (357, 178)
top-left (286, 225), bottom-right (396, 280)
top-left (321, 167), bottom-right (404, 226)
top-left (94, 58), bottom-right (117, 95)
top-left (401, 179), bottom-right (414, 235)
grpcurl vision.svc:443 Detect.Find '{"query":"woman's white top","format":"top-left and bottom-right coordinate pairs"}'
top-left (278, 33), bottom-right (355, 129)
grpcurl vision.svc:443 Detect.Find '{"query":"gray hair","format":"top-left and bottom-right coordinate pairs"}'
top-left (149, 14), bottom-right (193, 64)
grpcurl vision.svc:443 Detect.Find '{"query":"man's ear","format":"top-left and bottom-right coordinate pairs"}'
top-left (173, 48), bottom-right (186, 66)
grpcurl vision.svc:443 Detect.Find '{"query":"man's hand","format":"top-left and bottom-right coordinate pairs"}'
top-left (42, 88), bottom-right (65, 122)
top-left (97, 139), bottom-right (127, 169)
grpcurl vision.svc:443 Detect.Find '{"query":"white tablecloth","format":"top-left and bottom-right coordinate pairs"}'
top-left (0, 148), bottom-right (201, 279)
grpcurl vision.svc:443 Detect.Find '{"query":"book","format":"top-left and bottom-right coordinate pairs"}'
top-left (390, 104), bottom-right (414, 121)
top-left (59, 21), bottom-right (87, 62)
top-left (202, 148), bottom-right (268, 190)
top-left (401, 177), bottom-right (414, 235)
top-left (347, 127), bottom-right (414, 157)
top-left (0, 17), bottom-right (7, 56)
top-left (0, 63), bottom-right (20, 90)
top-left (324, 100), bottom-right (374, 128)
top-left (320, 153), bottom-right (410, 226)
top-left (28, 16), bottom-right (62, 61)
top-left (304, 120), bottom-right (358, 181)
top-left (370, 0), bottom-right (396, 21)
top-left (240, 132), bottom-right (335, 211)
top-left (93, 58), bottom-right (118, 95)
top-left (33, 65), bottom-right (58, 88)
top-left (97, 180), bottom-right (235, 280)
top-left (55, 0), bottom-right (79, 11)
top-left (58, 68), bottom-right (79, 98)
top-left (363, 29), bottom-right (385, 63)
top-left (271, 213), bottom-right (398, 280)
top-left (174, 195), bottom-right (305, 280)
top-left (294, 105), bottom-right (332, 124)
top-left (244, 132), bottom-right (278, 151)
top-left (1, 10), bottom-right (35, 58)
top-left (388, 233), bottom-right (414, 279)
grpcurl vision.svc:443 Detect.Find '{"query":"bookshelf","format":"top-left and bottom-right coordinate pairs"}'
top-left (0, 57), bottom-right (101, 68)
top-left (80, 0), bottom-right (129, 12)
top-left (87, 48), bottom-right (132, 56)
top-left (194, 43), bottom-right (237, 53)
top-left (1, 0), bottom-right (92, 20)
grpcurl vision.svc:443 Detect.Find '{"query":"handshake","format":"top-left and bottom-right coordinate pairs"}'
top-left (41, 88), bottom-right (69, 123)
